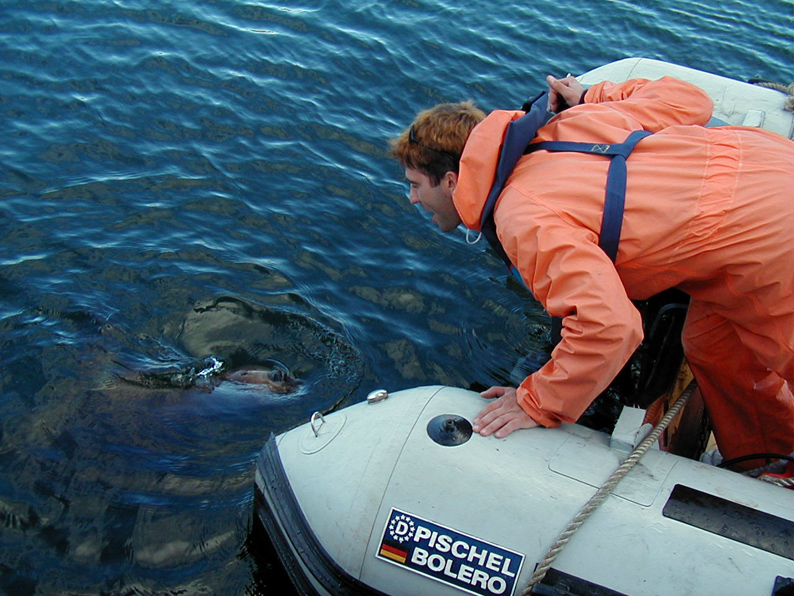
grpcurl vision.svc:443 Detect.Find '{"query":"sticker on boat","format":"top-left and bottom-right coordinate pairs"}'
top-left (377, 508), bottom-right (525, 596)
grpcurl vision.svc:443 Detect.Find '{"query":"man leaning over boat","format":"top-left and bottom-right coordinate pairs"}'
top-left (389, 72), bottom-right (794, 470)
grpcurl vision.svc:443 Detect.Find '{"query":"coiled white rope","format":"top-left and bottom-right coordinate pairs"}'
top-left (758, 475), bottom-right (794, 489)
top-left (751, 80), bottom-right (794, 112)
top-left (522, 380), bottom-right (697, 594)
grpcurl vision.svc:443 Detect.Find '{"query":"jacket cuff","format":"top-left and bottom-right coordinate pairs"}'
top-left (516, 384), bottom-right (562, 428)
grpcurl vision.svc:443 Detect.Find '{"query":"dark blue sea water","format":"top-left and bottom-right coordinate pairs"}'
top-left (1, 0), bottom-right (792, 593)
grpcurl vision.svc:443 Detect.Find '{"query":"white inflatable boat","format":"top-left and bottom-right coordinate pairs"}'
top-left (253, 59), bottom-right (794, 596)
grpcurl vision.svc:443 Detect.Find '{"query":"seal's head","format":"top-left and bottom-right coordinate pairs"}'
top-left (221, 359), bottom-right (300, 394)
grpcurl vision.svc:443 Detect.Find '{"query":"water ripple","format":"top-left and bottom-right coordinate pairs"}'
top-left (1, 0), bottom-right (792, 593)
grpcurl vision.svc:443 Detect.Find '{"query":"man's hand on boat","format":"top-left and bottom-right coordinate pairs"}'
top-left (546, 74), bottom-right (587, 112)
top-left (472, 386), bottom-right (540, 438)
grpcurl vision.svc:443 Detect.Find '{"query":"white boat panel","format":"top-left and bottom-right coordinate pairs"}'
top-left (580, 57), bottom-right (793, 139)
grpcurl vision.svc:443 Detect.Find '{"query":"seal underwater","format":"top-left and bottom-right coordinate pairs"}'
top-left (117, 357), bottom-right (301, 394)
top-left (219, 360), bottom-right (300, 394)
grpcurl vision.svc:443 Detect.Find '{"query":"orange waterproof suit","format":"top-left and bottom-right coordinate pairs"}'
top-left (454, 77), bottom-right (794, 462)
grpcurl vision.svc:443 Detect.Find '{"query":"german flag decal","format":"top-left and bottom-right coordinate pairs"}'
top-left (379, 542), bottom-right (408, 564)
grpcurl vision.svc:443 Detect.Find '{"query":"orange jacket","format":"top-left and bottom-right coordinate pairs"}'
top-left (454, 77), bottom-right (794, 427)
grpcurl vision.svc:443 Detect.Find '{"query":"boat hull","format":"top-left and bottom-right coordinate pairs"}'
top-left (255, 385), bottom-right (794, 596)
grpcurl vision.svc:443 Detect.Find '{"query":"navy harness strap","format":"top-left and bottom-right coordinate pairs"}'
top-left (479, 94), bottom-right (553, 272)
top-left (525, 129), bottom-right (652, 262)
top-left (480, 122), bottom-right (652, 345)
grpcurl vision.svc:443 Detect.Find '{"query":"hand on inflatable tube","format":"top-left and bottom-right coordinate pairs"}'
top-left (472, 386), bottom-right (540, 438)
top-left (547, 74), bottom-right (587, 113)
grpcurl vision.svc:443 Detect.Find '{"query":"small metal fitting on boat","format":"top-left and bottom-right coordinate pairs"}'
top-left (366, 389), bottom-right (388, 404)
top-left (427, 414), bottom-right (473, 446)
top-left (310, 412), bottom-right (325, 437)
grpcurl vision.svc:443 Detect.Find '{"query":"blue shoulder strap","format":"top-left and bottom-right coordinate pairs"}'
top-left (477, 106), bottom-right (651, 345)
top-left (479, 93), bottom-right (552, 234)
top-left (525, 129), bottom-right (652, 262)
top-left (479, 93), bottom-right (553, 271)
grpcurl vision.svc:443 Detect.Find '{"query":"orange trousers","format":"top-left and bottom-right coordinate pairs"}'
top-left (678, 128), bottom-right (794, 468)
top-left (683, 301), bottom-right (794, 468)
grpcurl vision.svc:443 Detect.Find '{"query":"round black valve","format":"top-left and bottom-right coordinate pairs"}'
top-left (426, 414), bottom-right (473, 446)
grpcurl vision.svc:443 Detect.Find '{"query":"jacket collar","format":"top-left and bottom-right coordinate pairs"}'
top-left (453, 110), bottom-right (525, 231)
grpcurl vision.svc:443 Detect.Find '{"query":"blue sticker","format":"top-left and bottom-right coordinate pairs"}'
top-left (377, 508), bottom-right (525, 596)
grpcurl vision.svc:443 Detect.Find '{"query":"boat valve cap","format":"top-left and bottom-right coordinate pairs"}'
top-left (427, 414), bottom-right (473, 446)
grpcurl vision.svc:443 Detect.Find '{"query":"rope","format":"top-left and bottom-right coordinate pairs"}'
top-left (752, 80), bottom-right (794, 95)
top-left (758, 475), bottom-right (794, 489)
top-left (522, 380), bottom-right (697, 594)
top-left (750, 79), bottom-right (794, 112)
top-left (746, 455), bottom-right (794, 489)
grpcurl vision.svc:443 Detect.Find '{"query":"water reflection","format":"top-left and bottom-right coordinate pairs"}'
top-left (0, 294), bottom-right (360, 594)
top-left (4, 0), bottom-right (789, 591)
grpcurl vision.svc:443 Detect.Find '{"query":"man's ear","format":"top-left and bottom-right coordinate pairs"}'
top-left (444, 171), bottom-right (458, 192)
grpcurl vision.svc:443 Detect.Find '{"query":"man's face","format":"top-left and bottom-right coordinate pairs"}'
top-left (405, 167), bottom-right (461, 232)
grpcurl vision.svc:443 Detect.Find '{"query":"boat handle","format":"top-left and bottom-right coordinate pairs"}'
top-left (310, 412), bottom-right (325, 437)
